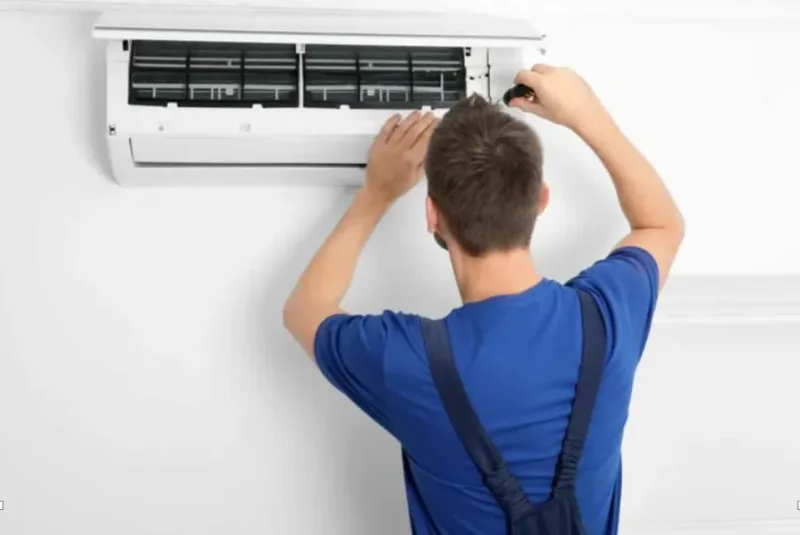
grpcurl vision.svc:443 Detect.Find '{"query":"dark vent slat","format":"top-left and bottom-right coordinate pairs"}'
top-left (128, 41), bottom-right (468, 109)
top-left (303, 45), bottom-right (466, 109)
top-left (129, 40), bottom-right (299, 108)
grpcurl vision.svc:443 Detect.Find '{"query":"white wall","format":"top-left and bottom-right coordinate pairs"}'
top-left (531, 16), bottom-right (800, 277)
top-left (623, 322), bottom-right (800, 534)
top-left (0, 5), bottom-right (799, 535)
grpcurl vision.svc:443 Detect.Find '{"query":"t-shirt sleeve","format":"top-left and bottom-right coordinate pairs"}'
top-left (566, 246), bottom-right (660, 360)
top-left (313, 310), bottom-right (398, 432)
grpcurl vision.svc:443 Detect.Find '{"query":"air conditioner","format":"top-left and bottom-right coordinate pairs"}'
top-left (92, 9), bottom-right (546, 187)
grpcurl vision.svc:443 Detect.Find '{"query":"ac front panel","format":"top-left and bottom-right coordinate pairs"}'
top-left (115, 108), bottom-right (442, 136)
top-left (104, 40), bottom-right (514, 136)
top-left (130, 134), bottom-right (375, 166)
top-left (96, 10), bottom-right (543, 186)
top-left (108, 137), bottom-right (368, 188)
top-left (93, 10), bottom-right (546, 48)
top-left (113, 106), bottom-right (445, 136)
top-left (97, 30), bottom-right (538, 48)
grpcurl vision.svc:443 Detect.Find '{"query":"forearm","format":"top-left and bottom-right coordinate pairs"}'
top-left (283, 188), bottom-right (391, 355)
top-left (290, 188), bottom-right (390, 305)
top-left (576, 115), bottom-right (684, 234)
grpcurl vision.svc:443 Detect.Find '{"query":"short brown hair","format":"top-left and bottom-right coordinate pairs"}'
top-left (425, 94), bottom-right (543, 256)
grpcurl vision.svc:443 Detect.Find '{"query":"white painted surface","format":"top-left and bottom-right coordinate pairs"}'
top-left (1, 5), bottom-right (799, 535)
top-left (6, 0), bottom-right (800, 21)
top-left (92, 8), bottom-right (544, 45)
top-left (0, 0), bottom-right (531, 16)
top-left (532, 18), bottom-right (800, 277)
top-left (623, 322), bottom-right (800, 533)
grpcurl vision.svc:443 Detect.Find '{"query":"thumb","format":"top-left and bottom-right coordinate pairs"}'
top-left (509, 97), bottom-right (548, 118)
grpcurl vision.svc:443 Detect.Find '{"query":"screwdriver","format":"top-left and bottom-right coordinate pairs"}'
top-left (501, 84), bottom-right (537, 106)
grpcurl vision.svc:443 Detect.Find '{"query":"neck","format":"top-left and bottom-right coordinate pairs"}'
top-left (450, 247), bottom-right (543, 304)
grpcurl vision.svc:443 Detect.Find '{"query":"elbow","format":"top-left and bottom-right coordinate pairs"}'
top-left (673, 209), bottom-right (687, 243)
top-left (658, 212), bottom-right (685, 253)
top-left (655, 205), bottom-right (686, 244)
top-left (282, 296), bottom-right (298, 334)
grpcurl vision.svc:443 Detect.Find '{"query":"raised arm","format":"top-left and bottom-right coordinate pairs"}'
top-left (511, 65), bottom-right (685, 291)
top-left (283, 111), bottom-right (439, 357)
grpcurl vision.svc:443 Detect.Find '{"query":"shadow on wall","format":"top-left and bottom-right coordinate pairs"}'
top-left (242, 190), bottom-right (411, 535)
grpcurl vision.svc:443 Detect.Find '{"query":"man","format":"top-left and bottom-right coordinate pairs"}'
top-left (283, 64), bottom-right (684, 534)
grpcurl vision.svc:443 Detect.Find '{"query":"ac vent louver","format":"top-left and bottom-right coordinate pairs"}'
top-left (129, 40), bottom-right (299, 107)
top-left (303, 45), bottom-right (466, 109)
top-left (127, 41), bottom-right (467, 110)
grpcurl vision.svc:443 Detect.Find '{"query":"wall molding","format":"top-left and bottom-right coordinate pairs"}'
top-left (3, 0), bottom-right (800, 21)
top-left (654, 275), bottom-right (800, 325)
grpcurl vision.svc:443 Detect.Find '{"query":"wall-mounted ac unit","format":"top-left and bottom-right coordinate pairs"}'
top-left (92, 9), bottom-right (546, 187)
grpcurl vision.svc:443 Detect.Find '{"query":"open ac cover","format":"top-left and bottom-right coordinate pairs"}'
top-left (92, 9), bottom-right (546, 186)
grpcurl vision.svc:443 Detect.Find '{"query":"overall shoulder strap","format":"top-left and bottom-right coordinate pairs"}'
top-left (419, 318), bottom-right (535, 520)
top-left (552, 290), bottom-right (608, 496)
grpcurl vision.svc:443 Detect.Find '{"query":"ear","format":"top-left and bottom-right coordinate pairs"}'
top-left (426, 195), bottom-right (439, 234)
top-left (537, 182), bottom-right (550, 216)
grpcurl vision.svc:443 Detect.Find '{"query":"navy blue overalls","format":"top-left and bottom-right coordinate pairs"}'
top-left (417, 290), bottom-right (606, 535)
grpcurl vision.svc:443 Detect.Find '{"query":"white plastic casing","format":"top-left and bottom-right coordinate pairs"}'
top-left (93, 9), bottom-right (547, 186)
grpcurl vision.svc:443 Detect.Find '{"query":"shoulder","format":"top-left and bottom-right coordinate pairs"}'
top-left (312, 309), bottom-right (426, 434)
top-left (314, 309), bottom-right (425, 362)
top-left (567, 246), bottom-right (658, 306)
top-left (566, 246), bottom-right (660, 362)
top-left (569, 247), bottom-right (658, 291)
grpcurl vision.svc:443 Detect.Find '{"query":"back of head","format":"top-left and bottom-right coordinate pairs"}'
top-left (425, 94), bottom-right (544, 257)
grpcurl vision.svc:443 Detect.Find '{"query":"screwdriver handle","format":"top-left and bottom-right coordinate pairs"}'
top-left (502, 84), bottom-right (537, 106)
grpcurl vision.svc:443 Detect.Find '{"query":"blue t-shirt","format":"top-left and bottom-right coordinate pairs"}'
top-left (314, 246), bottom-right (659, 535)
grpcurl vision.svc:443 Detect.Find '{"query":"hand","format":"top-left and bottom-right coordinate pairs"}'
top-left (510, 64), bottom-right (611, 134)
top-left (364, 111), bottom-right (439, 204)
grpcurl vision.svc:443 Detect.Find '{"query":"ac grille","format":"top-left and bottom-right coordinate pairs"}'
top-left (304, 45), bottom-right (466, 108)
top-left (129, 41), bottom-right (299, 107)
top-left (127, 41), bottom-right (468, 109)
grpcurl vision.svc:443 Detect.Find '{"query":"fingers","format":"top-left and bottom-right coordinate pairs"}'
top-left (408, 116), bottom-right (438, 162)
top-left (378, 110), bottom-right (438, 170)
top-left (514, 63), bottom-right (555, 91)
top-left (514, 69), bottom-right (544, 91)
top-left (400, 112), bottom-right (438, 149)
top-left (387, 110), bottom-right (423, 144)
top-left (376, 113), bottom-right (402, 143)
top-left (532, 64), bottom-right (555, 74)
